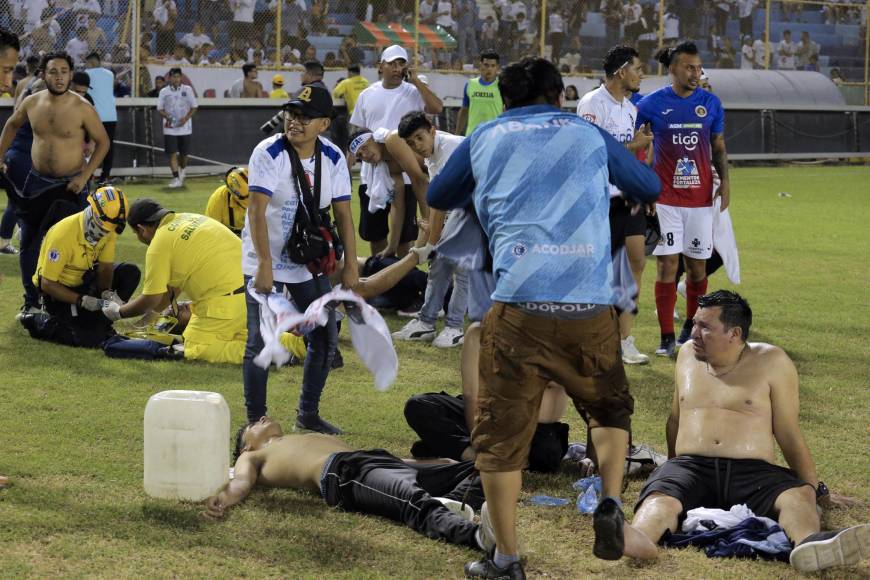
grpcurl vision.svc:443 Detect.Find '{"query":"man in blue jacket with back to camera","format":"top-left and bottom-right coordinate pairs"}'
top-left (427, 57), bottom-right (660, 579)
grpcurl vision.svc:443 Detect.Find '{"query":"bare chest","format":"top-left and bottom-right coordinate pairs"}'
top-left (678, 363), bottom-right (772, 416)
top-left (31, 101), bottom-right (84, 140)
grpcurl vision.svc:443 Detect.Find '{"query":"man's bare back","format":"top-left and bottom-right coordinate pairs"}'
top-left (242, 79), bottom-right (263, 98)
top-left (673, 341), bottom-right (785, 462)
top-left (249, 433), bottom-right (353, 492)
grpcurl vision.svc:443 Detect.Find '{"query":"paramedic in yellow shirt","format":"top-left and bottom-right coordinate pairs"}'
top-left (103, 198), bottom-right (304, 363)
top-left (204, 166), bottom-right (248, 236)
top-left (24, 186), bottom-right (141, 346)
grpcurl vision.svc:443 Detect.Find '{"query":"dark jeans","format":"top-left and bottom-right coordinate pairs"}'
top-left (404, 392), bottom-right (570, 473)
top-left (27, 263), bottom-right (141, 348)
top-left (242, 274), bottom-right (337, 423)
top-left (0, 201), bottom-right (16, 239)
top-left (321, 449), bottom-right (482, 549)
top-left (101, 122), bottom-right (116, 180)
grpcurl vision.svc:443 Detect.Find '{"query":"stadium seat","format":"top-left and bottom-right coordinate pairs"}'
top-left (203, 89), bottom-right (216, 97)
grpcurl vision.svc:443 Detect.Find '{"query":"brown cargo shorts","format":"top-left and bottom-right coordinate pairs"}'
top-left (473, 302), bottom-right (634, 472)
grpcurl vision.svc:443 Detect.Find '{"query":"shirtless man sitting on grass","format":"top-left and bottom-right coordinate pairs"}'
top-left (203, 417), bottom-right (496, 554)
top-left (621, 290), bottom-right (868, 573)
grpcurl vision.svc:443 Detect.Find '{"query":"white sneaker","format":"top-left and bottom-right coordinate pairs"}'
top-left (392, 318), bottom-right (435, 341)
top-left (621, 336), bottom-right (649, 365)
top-left (434, 497), bottom-right (475, 522)
top-left (677, 280), bottom-right (687, 298)
top-left (433, 326), bottom-right (464, 348)
top-left (477, 501), bottom-right (496, 551)
top-left (179, 167), bottom-right (186, 182)
top-left (15, 305), bottom-right (41, 321)
top-left (167, 177), bottom-right (182, 188)
top-left (790, 524), bottom-right (870, 572)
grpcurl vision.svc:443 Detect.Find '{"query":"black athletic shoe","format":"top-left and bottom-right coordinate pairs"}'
top-left (676, 319), bottom-right (693, 346)
top-left (294, 412), bottom-right (342, 435)
top-left (655, 335), bottom-right (676, 358)
top-left (593, 497), bottom-right (625, 560)
top-left (790, 524), bottom-right (870, 572)
top-left (464, 554), bottom-right (525, 579)
top-left (330, 348), bottom-right (344, 369)
top-left (410, 440), bottom-right (436, 458)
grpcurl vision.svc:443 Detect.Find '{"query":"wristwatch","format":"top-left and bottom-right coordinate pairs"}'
top-left (816, 481), bottom-right (829, 499)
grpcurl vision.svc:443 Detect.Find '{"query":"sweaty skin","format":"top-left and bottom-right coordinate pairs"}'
top-left (0, 59), bottom-right (108, 189)
top-left (672, 342), bottom-right (778, 461)
top-left (251, 433), bottom-right (353, 491)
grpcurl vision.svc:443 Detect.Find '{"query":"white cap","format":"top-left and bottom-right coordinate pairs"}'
top-left (381, 44), bottom-right (408, 63)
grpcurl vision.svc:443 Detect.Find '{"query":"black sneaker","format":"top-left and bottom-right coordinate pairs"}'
top-left (330, 348), bottom-right (344, 369)
top-left (464, 554), bottom-right (525, 579)
top-left (0, 244), bottom-right (18, 255)
top-left (294, 412), bottom-right (342, 435)
top-left (790, 524), bottom-right (870, 572)
top-left (592, 497), bottom-right (625, 560)
top-left (655, 334), bottom-right (676, 358)
top-left (675, 319), bottom-right (693, 346)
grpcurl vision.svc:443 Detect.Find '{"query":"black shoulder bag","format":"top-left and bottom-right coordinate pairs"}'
top-left (285, 137), bottom-right (344, 275)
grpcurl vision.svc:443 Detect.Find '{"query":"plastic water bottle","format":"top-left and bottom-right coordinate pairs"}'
top-left (572, 475), bottom-right (603, 495)
top-left (577, 484), bottom-right (599, 514)
top-left (528, 495), bottom-right (570, 507)
top-left (144, 390), bottom-right (230, 501)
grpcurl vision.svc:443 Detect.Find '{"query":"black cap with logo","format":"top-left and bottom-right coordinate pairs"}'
top-left (283, 85), bottom-right (333, 119)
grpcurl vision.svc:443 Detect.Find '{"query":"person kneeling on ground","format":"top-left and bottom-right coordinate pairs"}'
top-left (103, 198), bottom-right (303, 364)
top-left (204, 166), bottom-right (248, 237)
top-left (203, 417), bottom-right (496, 555)
top-left (622, 290), bottom-right (868, 573)
top-left (20, 186), bottom-right (140, 347)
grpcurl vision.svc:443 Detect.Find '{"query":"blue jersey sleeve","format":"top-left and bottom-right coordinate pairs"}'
top-left (461, 81), bottom-right (470, 108)
top-left (711, 95), bottom-right (725, 135)
top-left (427, 137), bottom-right (476, 210)
top-left (635, 96), bottom-right (651, 129)
top-left (595, 125), bottom-right (660, 204)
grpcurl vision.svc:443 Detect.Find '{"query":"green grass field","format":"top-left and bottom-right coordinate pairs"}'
top-left (0, 165), bottom-right (868, 579)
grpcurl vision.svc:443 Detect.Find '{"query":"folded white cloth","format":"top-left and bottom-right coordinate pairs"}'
top-left (682, 504), bottom-right (778, 533)
top-left (712, 198), bottom-right (741, 285)
top-left (360, 128), bottom-right (396, 214)
top-left (247, 281), bottom-right (398, 391)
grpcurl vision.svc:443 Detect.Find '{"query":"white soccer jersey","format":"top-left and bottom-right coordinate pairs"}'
top-left (576, 85), bottom-right (637, 197)
top-left (241, 134), bottom-right (351, 283)
top-left (157, 84), bottom-right (197, 136)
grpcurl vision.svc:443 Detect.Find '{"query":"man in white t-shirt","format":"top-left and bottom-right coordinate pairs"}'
top-left (349, 44), bottom-right (443, 257)
top-left (65, 27), bottom-right (89, 65)
top-left (436, 0), bottom-right (455, 32)
top-left (736, 0), bottom-right (756, 38)
top-left (752, 37), bottom-right (767, 69)
top-left (242, 85), bottom-right (358, 434)
top-left (180, 22), bottom-right (213, 52)
top-left (156, 68), bottom-right (198, 188)
top-left (777, 30), bottom-right (796, 70)
top-left (576, 45), bottom-right (654, 365)
top-left (740, 35), bottom-right (756, 69)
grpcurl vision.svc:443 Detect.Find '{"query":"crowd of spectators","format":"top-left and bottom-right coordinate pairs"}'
top-left (0, 0), bottom-right (864, 93)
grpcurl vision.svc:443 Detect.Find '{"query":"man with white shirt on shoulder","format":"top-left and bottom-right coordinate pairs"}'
top-left (577, 45), bottom-right (654, 366)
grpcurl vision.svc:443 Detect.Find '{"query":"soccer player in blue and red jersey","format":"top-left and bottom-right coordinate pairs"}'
top-left (636, 41), bottom-right (730, 357)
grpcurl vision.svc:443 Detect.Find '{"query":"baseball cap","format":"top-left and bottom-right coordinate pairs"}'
top-left (127, 198), bottom-right (172, 228)
top-left (272, 74), bottom-right (284, 86)
top-left (381, 44), bottom-right (408, 63)
top-left (283, 85), bottom-right (333, 118)
top-left (72, 71), bottom-right (91, 88)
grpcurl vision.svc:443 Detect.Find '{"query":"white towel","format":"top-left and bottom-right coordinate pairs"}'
top-left (247, 282), bottom-right (398, 391)
top-left (713, 199), bottom-right (741, 285)
top-left (360, 128), bottom-right (396, 214)
top-left (682, 504), bottom-right (778, 532)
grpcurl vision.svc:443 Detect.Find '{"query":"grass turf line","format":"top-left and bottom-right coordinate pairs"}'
top-left (0, 166), bottom-right (868, 578)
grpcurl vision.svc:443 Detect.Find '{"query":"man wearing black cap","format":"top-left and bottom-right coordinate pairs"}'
top-left (241, 84), bottom-right (358, 434)
top-left (71, 71), bottom-right (95, 105)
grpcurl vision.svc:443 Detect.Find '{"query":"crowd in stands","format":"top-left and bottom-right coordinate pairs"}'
top-left (0, 0), bottom-right (865, 94)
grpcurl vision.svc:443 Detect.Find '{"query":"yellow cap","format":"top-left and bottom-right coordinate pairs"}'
top-left (272, 74), bottom-right (284, 86)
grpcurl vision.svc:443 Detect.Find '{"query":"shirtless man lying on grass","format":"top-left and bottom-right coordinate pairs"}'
top-left (203, 417), bottom-right (496, 553)
top-left (621, 290), bottom-right (868, 573)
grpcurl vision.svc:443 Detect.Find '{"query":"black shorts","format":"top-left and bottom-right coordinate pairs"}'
top-left (358, 183), bottom-right (418, 244)
top-left (636, 455), bottom-right (811, 520)
top-left (609, 196), bottom-right (647, 255)
top-left (164, 134), bottom-right (190, 157)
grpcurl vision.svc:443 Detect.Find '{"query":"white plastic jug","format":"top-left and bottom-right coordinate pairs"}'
top-left (144, 390), bottom-right (230, 501)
